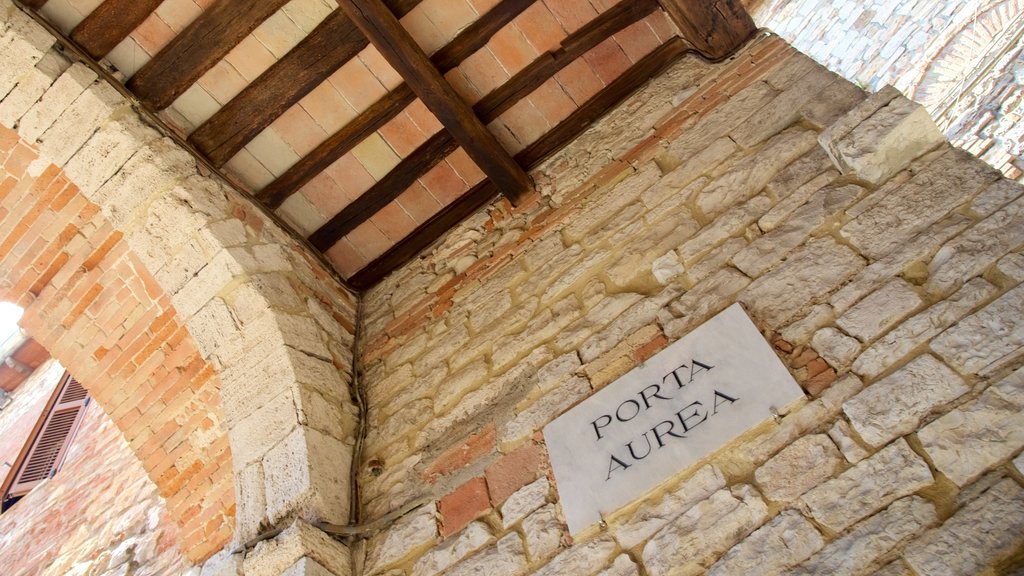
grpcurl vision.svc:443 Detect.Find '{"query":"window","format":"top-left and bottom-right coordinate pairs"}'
top-left (1, 371), bottom-right (89, 512)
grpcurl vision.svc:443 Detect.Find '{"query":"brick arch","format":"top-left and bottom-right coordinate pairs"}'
top-left (0, 125), bottom-right (235, 562)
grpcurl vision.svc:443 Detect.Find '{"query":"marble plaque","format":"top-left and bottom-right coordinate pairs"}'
top-left (544, 303), bottom-right (805, 534)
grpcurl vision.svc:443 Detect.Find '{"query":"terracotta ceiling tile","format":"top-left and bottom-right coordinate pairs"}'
top-left (132, 13), bottom-right (176, 56)
top-left (445, 69), bottom-right (483, 104)
top-left (379, 111), bottom-right (429, 158)
top-left (406, 99), bottom-right (444, 136)
top-left (281, 0), bottom-right (335, 33)
top-left (360, 46), bottom-right (404, 90)
top-left (420, 160), bottom-right (470, 205)
top-left (253, 10), bottom-right (306, 58)
top-left (325, 238), bottom-right (366, 278)
top-left (583, 38), bottom-right (632, 84)
top-left (346, 220), bottom-right (393, 261)
top-left (614, 20), bottom-right (663, 63)
top-left (460, 48), bottom-right (511, 98)
top-left (299, 83), bottom-right (358, 135)
top-left (277, 191), bottom-right (328, 236)
top-left (516, 2), bottom-right (566, 54)
top-left (154, 0), bottom-right (203, 33)
top-left (446, 148), bottom-right (485, 185)
top-left (554, 57), bottom-right (604, 105)
top-left (323, 152), bottom-right (378, 201)
top-left (224, 148), bottom-right (275, 190)
top-left (106, 38), bottom-right (149, 78)
top-left (401, 7), bottom-right (447, 55)
top-left (169, 84), bottom-right (220, 131)
top-left (467, 0), bottom-right (500, 13)
top-left (397, 182), bottom-right (443, 223)
top-left (270, 106), bottom-right (329, 157)
top-left (197, 60), bottom-right (248, 105)
top-left (299, 171), bottom-right (354, 218)
top-left (330, 59), bottom-right (388, 113)
top-left (225, 36), bottom-right (278, 82)
top-left (529, 78), bottom-right (578, 126)
top-left (489, 24), bottom-right (539, 76)
top-left (245, 128), bottom-right (301, 177)
top-left (499, 98), bottom-right (549, 151)
top-left (646, 9), bottom-right (680, 42)
top-left (351, 133), bottom-right (401, 181)
top-left (488, 120), bottom-right (521, 154)
top-left (543, 0), bottom-right (599, 34)
top-left (421, 0), bottom-right (479, 42)
top-left (371, 201), bottom-right (418, 241)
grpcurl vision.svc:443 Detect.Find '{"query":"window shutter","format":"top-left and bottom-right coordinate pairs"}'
top-left (6, 373), bottom-right (88, 497)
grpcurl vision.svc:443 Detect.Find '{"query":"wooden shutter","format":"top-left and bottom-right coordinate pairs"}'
top-left (5, 372), bottom-right (89, 497)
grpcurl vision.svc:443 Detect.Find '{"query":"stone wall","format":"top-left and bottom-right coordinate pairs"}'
top-left (356, 32), bottom-right (1024, 576)
top-left (0, 360), bottom-right (190, 576)
top-left (748, 0), bottom-right (1024, 181)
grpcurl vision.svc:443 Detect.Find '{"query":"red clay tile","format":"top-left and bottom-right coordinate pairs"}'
top-left (446, 148), bottom-right (485, 186)
top-left (370, 200), bottom-right (418, 241)
top-left (529, 78), bottom-right (578, 126)
top-left (614, 20), bottom-right (662, 63)
top-left (646, 9), bottom-right (680, 42)
top-left (300, 82), bottom-right (358, 135)
top-left (132, 13), bottom-right (176, 56)
top-left (330, 59), bottom-right (387, 113)
top-left (379, 111), bottom-right (429, 158)
top-left (543, 0), bottom-right (598, 34)
top-left (406, 99), bottom-right (444, 136)
top-left (198, 60), bottom-right (247, 105)
top-left (360, 45), bottom-right (404, 90)
top-left (445, 69), bottom-right (482, 104)
top-left (500, 98), bottom-right (549, 149)
top-left (489, 24), bottom-right (539, 76)
top-left (299, 172), bottom-right (354, 219)
top-left (397, 181), bottom-right (443, 223)
top-left (516, 2), bottom-right (566, 54)
top-left (438, 477), bottom-right (490, 537)
top-left (584, 37), bottom-right (632, 85)
top-left (401, 7), bottom-right (447, 55)
top-left (271, 106), bottom-right (328, 157)
top-left (351, 132), bottom-right (400, 180)
top-left (467, 0), bottom-right (500, 13)
top-left (459, 48), bottom-right (510, 99)
top-left (155, 0), bottom-right (202, 33)
top-left (420, 159), bottom-right (468, 205)
top-left (225, 35), bottom-right (278, 82)
top-left (421, 0), bottom-right (479, 41)
top-left (554, 57), bottom-right (604, 105)
top-left (325, 238), bottom-right (366, 278)
top-left (323, 152), bottom-right (377, 201)
top-left (346, 220), bottom-right (393, 261)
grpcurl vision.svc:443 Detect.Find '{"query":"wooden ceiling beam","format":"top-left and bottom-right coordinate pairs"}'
top-left (348, 180), bottom-right (498, 289)
top-left (656, 0), bottom-right (756, 60)
top-left (336, 0), bottom-right (533, 205)
top-left (189, 10), bottom-right (369, 167)
top-left (308, 131), bottom-right (459, 251)
top-left (127, 0), bottom-right (291, 110)
top-left (256, 0), bottom-right (533, 209)
top-left (474, 0), bottom-right (659, 123)
top-left (20, 0), bottom-right (46, 8)
top-left (69, 0), bottom-right (162, 59)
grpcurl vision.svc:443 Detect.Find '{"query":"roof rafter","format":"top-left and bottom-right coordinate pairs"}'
top-left (657, 0), bottom-right (756, 60)
top-left (70, 0), bottom-right (163, 59)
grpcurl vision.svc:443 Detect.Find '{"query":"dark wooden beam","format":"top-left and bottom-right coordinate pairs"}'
top-left (656, 0), bottom-right (755, 60)
top-left (255, 0), bottom-right (533, 208)
top-left (70, 0), bottom-right (162, 59)
top-left (307, 131), bottom-right (458, 251)
top-left (474, 0), bottom-right (659, 123)
top-left (348, 180), bottom-right (498, 289)
top-left (336, 0), bottom-right (533, 204)
top-left (190, 10), bottom-right (368, 167)
top-left (127, 0), bottom-right (291, 110)
top-left (515, 38), bottom-right (689, 168)
top-left (20, 0), bottom-right (47, 8)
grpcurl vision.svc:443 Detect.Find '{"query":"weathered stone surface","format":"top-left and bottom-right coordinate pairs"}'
top-left (742, 237), bottom-right (865, 326)
top-left (799, 76), bottom-right (867, 129)
top-left (707, 511), bottom-right (823, 576)
top-left (800, 439), bottom-right (933, 532)
top-left (612, 465), bottom-right (726, 549)
top-left (763, 148), bottom-right (835, 202)
top-left (840, 148), bottom-right (999, 259)
top-left (755, 434), bottom-right (844, 502)
top-left (642, 139), bottom-right (736, 210)
top-left (364, 503), bottom-right (438, 575)
top-left (680, 195), bottom-right (773, 263)
top-left (666, 80), bottom-right (779, 163)
top-left (730, 60), bottom-right (837, 148)
top-left (642, 485), bottom-right (769, 576)
top-left (500, 477), bottom-right (549, 528)
top-left (931, 283), bottom-right (1024, 375)
top-left (661, 268), bottom-right (751, 339)
top-left (844, 354), bottom-right (968, 448)
top-left (918, 366), bottom-right (1024, 486)
top-left (836, 279), bottom-right (923, 342)
top-left (697, 128), bottom-right (818, 218)
top-left (243, 521), bottom-right (350, 576)
top-left (997, 252), bottom-right (1024, 282)
top-left (853, 278), bottom-right (997, 379)
top-left (444, 533), bottom-right (527, 576)
top-left (1014, 451), bottom-right (1024, 474)
top-left (780, 304), bottom-right (834, 344)
top-left (596, 555), bottom-right (639, 576)
top-left (904, 479), bottom-right (1024, 575)
top-left (969, 178), bottom-right (1024, 218)
top-left (811, 327), bottom-right (860, 368)
top-left (522, 505), bottom-right (562, 562)
top-left (411, 522), bottom-right (491, 576)
top-left (790, 496), bottom-right (937, 576)
top-left (871, 562), bottom-right (913, 576)
top-left (927, 194), bottom-right (1024, 295)
top-left (819, 87), bottom-right (945, 186)
top-left (733, 183), bottom-right (861, 277)
top-left (827, 419), bottom-right (870, 464)
top-left (533, 536), bottom-right (617, 576)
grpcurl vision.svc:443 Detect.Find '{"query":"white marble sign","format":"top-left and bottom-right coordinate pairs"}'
top-left (544, 303), bottom-right (805, 534)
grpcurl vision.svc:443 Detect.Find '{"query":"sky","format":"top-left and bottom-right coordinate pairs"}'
top-left (0, 302), bottom-right (24, 347)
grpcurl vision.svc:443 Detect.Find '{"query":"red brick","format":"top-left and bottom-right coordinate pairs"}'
top-left (438, 476), bottom-right (490, 537)
top-left (805, 356), bottom-right (830, 378)
top-left (804, 367), bottom-right (837, 396)
top-left (484, 441), bottom-right (544, 505)
top-left (423, 424), bottom-right (496, 483)
top-left (791, 348), bottom-right (818, 369)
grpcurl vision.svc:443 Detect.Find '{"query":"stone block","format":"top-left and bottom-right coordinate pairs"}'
top-left (500, 376), bottom-right (589, 448)
top-left (243, 521), bottom-right (350, 576)
top-left (844, 354), bottom-right (968, 448)
top-left (38, 80), bottom-right (125, 166)
top-left (754, 434), bottom-right (844, 502)
top-left (500, 477), bottom-right (549, 528)
top-left (200, 550), bottom-right (243, 576)
top-left (228, 389), bottom-right (300, 467)
top-left (853, 278), bottom-right (997, 379)
top-left (731, 60), bottom-right (837, 148)
top-left (522, 504), bottom-right (561, 563)
top-left (790, 496), bottom-right (937, 576)
top-left (827, 419), bottom-right (870, 464)
top-left (741, 237), bottom-right (865, 326)
top-left (612, 465), bottom-right (726, 549)
top-left (680, 193), bottom-right (773, 263)
top-left (411, 522), bottom-right (491, 576)
top-left (819, 86), bottom-right (944, 186)
top-left (596, 555), bottom-right (639, 576)
top-left (263, 426), bottom-right (351, 526)
top-left (363, 503), bottom-right (438, 575)
top-left (279, 558), bottom-right (334, 576)
top-left (642, 485), bottom-right (768, 576)
top-left (800, 438), bottom-right (933, 532)
top-left (836, 278), bottom-right (923, 342)
top-left (810, 327), bottom-right (860, 368)
top-left (918, 366), bottom-right (1024, 486)
top-left (17, 61), bottom-right (95, 142)
top-left (903, 479), bottom-right (1024, 575)
top-left (532, 535), bottom-right (616, 576)
top-left (443, 533), bottom-right (527, 576)
top-left (931, 283), bottom-right (1024, 375)
top-left (0, 49), bottom-right (68, 126)
top-left (707, 511), bottom-right (823, 576)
